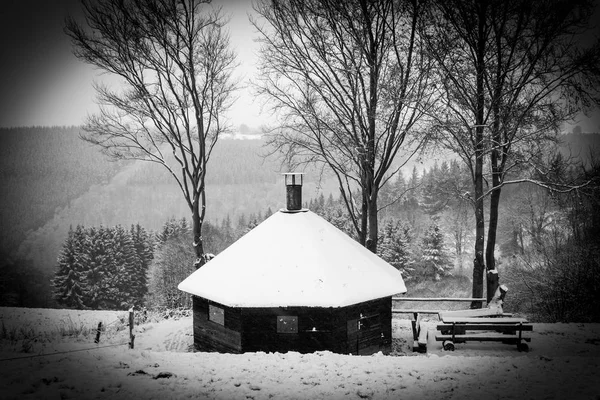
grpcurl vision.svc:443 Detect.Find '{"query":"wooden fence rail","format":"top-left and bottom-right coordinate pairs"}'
top-left (392, 297), bottom-right (487, 302)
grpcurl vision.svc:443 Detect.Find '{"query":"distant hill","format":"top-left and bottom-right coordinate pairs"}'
top-left (0, 127), bottom-right (127, 259)
top-left (9, 134), bottom-right (339, 279)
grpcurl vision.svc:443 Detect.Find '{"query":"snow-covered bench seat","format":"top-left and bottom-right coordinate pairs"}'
top-left (435, 316), bottom-right (532, 352)
top-left (391, 297), bottom-right (487, 352)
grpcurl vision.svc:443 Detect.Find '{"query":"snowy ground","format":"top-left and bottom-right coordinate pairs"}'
top-left (1, 307), bottom-right (600, 400)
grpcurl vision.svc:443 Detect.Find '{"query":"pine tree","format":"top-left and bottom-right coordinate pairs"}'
top-left (147, 223), bottom-right (195, 309)
top-left (53, 226), bottom-right (85, 308)
top-left (107, 225), bottom-right (137, 309)
top-left (326, 193), bottom-right (334, 208)
top-left (130, 223), bottom-right (153, 304)
top-left (377, 219), bottom-right (415, 280)
top-left (404, 166), bottom-right (421, 227)
top-left (320, 196), bottom-right (356, 239)
top-left (419, 218), bottom-right (453, 281)
top-left (159, 217), bottom-right (190, 244)
top-left (245, 216), bottom-right (259, 234)
top-left (54, 223), bottom-right (154, 310)
top-left (421, 163), bottom-right (447, 215)
top-left (83, 225), bottom-right (113, 309)
top-left (221, 214), bottom-right (234, 245)
top-left (96, 225), bottom-right (121, 309)
top-left (236, 213), bottom-right (247, 238)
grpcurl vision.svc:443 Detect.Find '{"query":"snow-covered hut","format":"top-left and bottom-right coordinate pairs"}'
top-left (178, 173), bottom-right (407, 355)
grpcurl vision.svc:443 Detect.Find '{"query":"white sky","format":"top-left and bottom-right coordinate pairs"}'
top-left (0, 0), bottom-right (266, 129)
top-left (0, 0), bottom-right (599, 132)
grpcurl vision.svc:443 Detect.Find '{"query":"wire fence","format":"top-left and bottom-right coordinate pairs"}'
top-left (0, 308), bottom-right (136, 362)
top-left (0, 342), bottom-right (130, 362)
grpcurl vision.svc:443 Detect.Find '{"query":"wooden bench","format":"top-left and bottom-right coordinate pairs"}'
top-left (435, 316), bottom-right (532, 352)
top-left (432, 285), bottom-right (533, 352)
top-left (392, 285), bottom-right (528, 353)
top-left (391, 297), bottom-right (486, 352)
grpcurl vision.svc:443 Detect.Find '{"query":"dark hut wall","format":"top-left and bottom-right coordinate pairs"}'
top-left (193, 296), bottom-right (242, 353)
top-left (240, 306), bottom-right (346, 353)
top-left (345, 297), bottom-right (392, 355)
top-left (193, 296), bottom-right (392, 354)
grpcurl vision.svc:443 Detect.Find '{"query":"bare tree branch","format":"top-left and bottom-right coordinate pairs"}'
top-left (253, 0), bottom-right (434, 251)
top-left (67, 0), bottom-right (238, 267)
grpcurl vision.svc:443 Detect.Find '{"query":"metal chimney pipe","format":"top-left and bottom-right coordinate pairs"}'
top-left (283, 172), bottom-right (304, 212)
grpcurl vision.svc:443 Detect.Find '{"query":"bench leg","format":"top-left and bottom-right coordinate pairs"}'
top-left (412, 312), bottom-right (427, 352)
top-left (410, 312), bottom-right (419, 341)
top-left (516, 323), bottom-right (529, 352)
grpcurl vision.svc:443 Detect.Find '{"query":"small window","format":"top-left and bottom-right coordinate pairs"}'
top-left (277, 316), bottom-right (298, 333)
top-left (208, 304), bottom-right (224, 326)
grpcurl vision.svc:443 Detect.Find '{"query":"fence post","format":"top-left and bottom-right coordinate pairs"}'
top-left (94, 321), bottom-right (103, 344)
top-left (129, 307), bottom-right (135, 349)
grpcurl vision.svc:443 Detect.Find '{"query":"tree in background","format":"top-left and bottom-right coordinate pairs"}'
top-left (53, 224), bottom-right (153, 310)
top-left (147, 218), bottom-right (195, 309)
top-left (418, 218), bottom-right (453, 281)
top-left (158, 217), bottom-right (191, 245)
top-left (254, 0), bottom-right (434, 253)
top-left (421, 0), bottom-right (600, 304)
top-left (66, 0), bottom-right (238, 269)
top-left (419, 160), bottom-right (473, 274)
top-left (52, 226), bottom-right (85, 308)
top-left (504, 154), bottom-right (600, 322)
top-left (110, 225), bottom-right (142, 307)
top-left (377, 219), bottom-right (415, 281)
top-left (130, 224), bottom-right (154, 302)
top-left (147, 216), bottom-right (239, 309)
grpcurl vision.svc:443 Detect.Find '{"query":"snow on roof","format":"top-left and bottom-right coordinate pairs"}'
top-left (178, 210), bottom-right (406, 308)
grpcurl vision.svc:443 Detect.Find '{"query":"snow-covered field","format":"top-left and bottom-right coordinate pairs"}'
top-left (1, 307), bottom-right (600, 400)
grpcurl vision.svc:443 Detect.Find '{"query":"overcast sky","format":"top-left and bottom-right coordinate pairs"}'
top-left (0, 0), bottom-right (599, 132)
top-left (0, 0), bottom-right (265, 129)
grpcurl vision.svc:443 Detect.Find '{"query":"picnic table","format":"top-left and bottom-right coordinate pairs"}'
top-left (391, 296), bottom-right (487, 352)
top-left (435, 311), bottom-right (532, 352)
top-left (392, 285), bottom-right (533, 352)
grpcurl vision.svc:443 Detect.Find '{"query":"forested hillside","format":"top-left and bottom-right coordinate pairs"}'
top-left (2, 130), bottom-right (340, 294)
top-left (0, 127), bottom-right (127, 258)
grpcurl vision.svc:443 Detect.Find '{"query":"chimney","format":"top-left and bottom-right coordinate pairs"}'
top-left (283, 172), bottom-right (306, 212)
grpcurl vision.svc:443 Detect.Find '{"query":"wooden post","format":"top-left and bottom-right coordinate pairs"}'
top-left (488, 284), bottom-right (508, 311)
top-left (416, 319), bottom-right (428, 353)
top-left (129, 307), bottom-right (135, 349)
top-left (94, 321), bottom-right (102, 344)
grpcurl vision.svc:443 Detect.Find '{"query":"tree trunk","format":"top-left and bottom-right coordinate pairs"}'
top-left (192, 196), bottom-right (205, 269)
top-left (360, 192), bottom-right (368, 247)
top-left (486, 13), bottom-right (505, 304)
top-left (366, 190), bottom-right (379, 253)
top-left (471, 1), bottom-right (488, 309)
top-left (472, 197), bottom-right (485, 309)
top-left (486, 169), bottom-right (502, 302)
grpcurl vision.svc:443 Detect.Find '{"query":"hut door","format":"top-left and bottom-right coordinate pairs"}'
top-left (348, 315), bottom-right (380, 355)
top-left (347, 319), bottom-right (360, 354)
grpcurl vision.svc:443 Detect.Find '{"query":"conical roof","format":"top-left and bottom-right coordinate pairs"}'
top-left (178, 210), bottom-right (407, 308)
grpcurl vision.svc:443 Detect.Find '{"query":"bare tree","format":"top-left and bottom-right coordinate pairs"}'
top-left (66, 0), bottom-right (237, 268)
top-left (253, 0), bottom-right (434, 252)
top-left (422, 0), bottom-right (600, 304)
